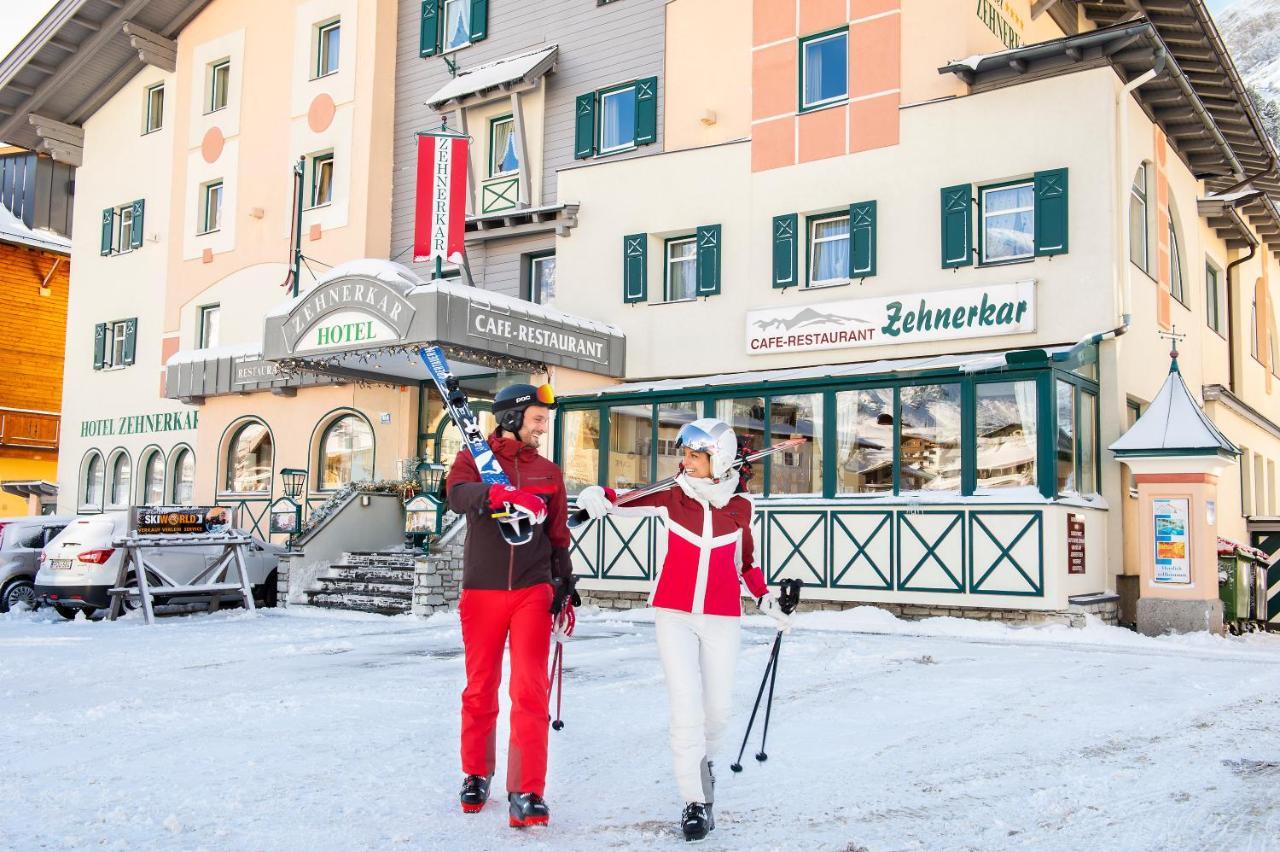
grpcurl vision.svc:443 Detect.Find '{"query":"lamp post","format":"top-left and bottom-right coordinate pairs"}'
top-left (280, 468), bottom-right (307, 499)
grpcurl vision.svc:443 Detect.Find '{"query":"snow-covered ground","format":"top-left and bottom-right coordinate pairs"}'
top-left (2, 605), bottom-right (1279, 851)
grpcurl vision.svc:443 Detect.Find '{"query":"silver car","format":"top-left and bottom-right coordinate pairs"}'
top-left (0, 516), bottom-right (74, 612)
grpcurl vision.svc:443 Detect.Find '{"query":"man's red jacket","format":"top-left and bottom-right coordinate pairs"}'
top-left (445, 433), bottom-right (573, 591)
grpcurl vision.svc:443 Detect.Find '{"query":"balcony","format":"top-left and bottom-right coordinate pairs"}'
top-left (0, 407), bottom-right (60, 451)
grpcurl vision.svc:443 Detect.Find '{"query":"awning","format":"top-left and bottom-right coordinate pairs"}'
top-left (164, 344), bottom-right (341, 404)
top-left (426, 44), bottom-right (558, 111)
top-left (0, 480), bottom-right (57, 499)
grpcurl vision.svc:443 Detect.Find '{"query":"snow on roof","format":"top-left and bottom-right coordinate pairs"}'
top-left (564, 346), bottom-right (1074, 399)
top-left (426, 44), bottom-right (558, 109)
top-left (0, 201), bottom-right (70, 254)
top-left (1109, 356), bottom-right (1238, 457)
top-left (165, 342), bottom-right (261, 367)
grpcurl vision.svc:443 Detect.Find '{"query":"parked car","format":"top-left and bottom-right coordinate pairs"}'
top-left (35, 512), bottom-right (284, 619)
top-left (0, 515), bottom-right (75, 612)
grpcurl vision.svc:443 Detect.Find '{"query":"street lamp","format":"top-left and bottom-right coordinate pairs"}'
top-left (415, 461), bottom-right (447, 497)
top-left (280, 468), bottom-right (307, 499)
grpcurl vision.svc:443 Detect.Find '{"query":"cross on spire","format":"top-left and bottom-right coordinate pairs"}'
top-left (1158, 325), bottom-right (1186, 372)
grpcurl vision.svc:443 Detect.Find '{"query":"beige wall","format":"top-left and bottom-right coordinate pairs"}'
top-left (665, 0), bottom-right (751, 151)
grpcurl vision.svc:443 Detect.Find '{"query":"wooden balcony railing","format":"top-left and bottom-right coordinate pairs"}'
top-left (0, 408), bottom-right (60, 450)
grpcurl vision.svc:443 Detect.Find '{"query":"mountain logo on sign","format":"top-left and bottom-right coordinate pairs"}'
top-left (753, 307), bottom-right (870, 333)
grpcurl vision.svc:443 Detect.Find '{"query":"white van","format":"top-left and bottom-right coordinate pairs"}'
top-left (34, 512), bottom-right (283, 619)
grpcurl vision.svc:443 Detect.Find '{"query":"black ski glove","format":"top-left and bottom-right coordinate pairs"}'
top-left (550, 574), bottom-right (581, 615)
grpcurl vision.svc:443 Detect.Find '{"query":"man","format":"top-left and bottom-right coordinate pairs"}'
top-left (445, 381), bottom-right (577, 829)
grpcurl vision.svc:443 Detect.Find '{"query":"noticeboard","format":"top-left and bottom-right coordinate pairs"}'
top-left (269, 497), bottom-right (301, 535)
top-left (1152, 498), bottom-right (1191, 584)
top-left (406, 494), bottom-right (435, 534)
top-left (133, 506), bottom-right (230, 536)
top-left (1067, 513), bottom-right (1085, 575)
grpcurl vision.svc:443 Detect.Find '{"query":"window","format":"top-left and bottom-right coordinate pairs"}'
top-left (665, 237), bottom-right (697, 302)
top-left (716, 398), bottom-right (766, 495)
top-left (1055, 381), bottom-right (1098, 496)
top-left (102, 319), bottom-right (130, 369)
top-left (319, 415), bottom-right (374, 489)
top-left (1126, 400), bottom-right (1142, 496)
top-left (599, 85), bottom-right (638, 153)
top-left (490, 115), bottom-right (519, 176)
top-left (1240, 447), bottom-right (1253, 515)
top-left (200, 181), bottom-right (223, 234)
top-left (171, 448), bottom-right (195, 504)
top-left (1130, 164), bottom-right (1148, 272)
top-left (656, 402), bottom-right (699, 475)
top-left (310, 154), bottom-right (334, 208)
top-left (108, 453), bottom-right (131, 508)
top-left (1079, 390), bottom-right (1097, 495)
top-left (1252, 294), bottom-right (1260, 360)
top-left (799, 29), bottom-right (848, 111)
top-left (981, 181), bottom-right (1035, 263)
top-left (144, 83), bottom-right (164, 134)
top-left (1056, 380), bottom-right (1075, 494)
top-left (225, 422), bottom-right (273, 492)
top-left (442, 0), bottom-right (471, 52)
top-left (316, 19), bottom-right (340, 78)
top-left (1271, 326), bottom-right (1280, 380)
top-left (101, 200), bottom-right (144, 255)
top-left (899, 385), bottom-right (962, 491)
top-left (141, 450), bottom-right (164, 505)
top-left (808, 213), bottom-right (850, 287)
top-left (609, 404), bottom-right (653, 490)
top-left (770, 394), bottom-right (822, 495)
top-left (118, 205), bottom-right (136, 254)
top-left (1168, 209), bottom-right (1185, 305)
top-left (208, 59), bottom-right (230, 113)
top-left (198, 305), bottom-right (220, 349)
top-left (1206, 261), bottom-right (1223, 335)
top-left (529, 253), bottom-right (556, 305)
top-left (82, 452), bottom-right (104, 509)
top-left (975, 381), bottom-right (1038, 490)
top-left (562, 409), bottom-right (600, 495)
top-left (835, 388), bottom-right (894, 494)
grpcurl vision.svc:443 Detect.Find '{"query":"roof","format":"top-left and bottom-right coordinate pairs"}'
top-left (0, 200), bottom-right (69, 253)
top-left (0, 0), bottom-right (214, 153)
top-left (0, 480), bottom-right (58, 498)
top-left (426, 44), bottom-right (558, 111)
top-left (1109, 353), bottom-right (1239, 457)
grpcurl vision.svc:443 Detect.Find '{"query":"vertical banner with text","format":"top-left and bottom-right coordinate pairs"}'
top-left (413, 132), bottom-right (468, 265)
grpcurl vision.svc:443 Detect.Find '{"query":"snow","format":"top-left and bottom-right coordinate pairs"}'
top-left (0, 201), bottom-right (70, 254)
top-left (1110, 359), bottom-right (1238, 455)
top-left (164, 342), bottom-right (262, 367)
top-left (425, 45), bottom-right (558, 108)
top-left (3, 605), bottom-right (1279, 850)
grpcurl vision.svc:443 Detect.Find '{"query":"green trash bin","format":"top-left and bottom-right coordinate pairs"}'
top-left (1218, 538), bottom-right (1268, 632)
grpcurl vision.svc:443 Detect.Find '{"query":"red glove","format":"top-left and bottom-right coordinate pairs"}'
top-left (552, 603), bottom-right (575, 640)
top-left (487, 484), bottom-right (547, 524)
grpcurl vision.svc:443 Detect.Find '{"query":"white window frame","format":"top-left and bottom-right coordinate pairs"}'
top-left (664, 236), bottom-right (698, 302)
top-left (116, 205), bottom-right (135, 255)
top-left (315, 19), bottom-right (341, 78)
top-left (309, 153), bottom-right (334, 209)
top-left (102, 319), bottom-right (130, 369)
top-left (807, 212), bottom-right (850, 289)
top-left (799, 30), bottom-right (849, 112)
top-left (198, 304), bottom-right (221, 349)
top-left (207, 59), bottom-right (230, 113)
top-left (107, 452), bottom-right (131, 509)
top-left (1130, 164), bottom-right (1149, 273)
top-left (489, 115), bottom-right (518, 177)
top-left (529, 253), bottom-right (556, 304)
top-left (144, 83), bottom-right (164, 134)
top-left (171, 448), bottom-right (195, 505)
top-left (1206, 259), bottom-right (1223, 337)
top-left (598, 85), bottom-right (638, 154)
top-left (200, 181), bottom-right (223, 235)
top-left (979, 181), bottom-right (1035, 264)
top-left (441, 0), bottom-right (471, 53)
top-left (1168, 210), bottom-right (1185, 305)
top-left (140, 450), bottom-right (165, 506)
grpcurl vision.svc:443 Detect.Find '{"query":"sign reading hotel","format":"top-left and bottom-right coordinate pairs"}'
top-left (746, 281), bottom-right (1035, 355)
top-left (976, 0), bottom-right (1024, 50)
top-left (281, 277), bottom-right (416, 355)
top-left (81, 410), bottom-right (198, 437)
top-left (1152, 498), bottom-right (1191, 584)
top-left (468, 304), bottom-right (610, 365)
top-left (413, 131), bottom-right (468, 265)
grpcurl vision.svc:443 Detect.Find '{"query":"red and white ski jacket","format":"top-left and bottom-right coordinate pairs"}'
top-left (615, 481), bottom-right (767, 617)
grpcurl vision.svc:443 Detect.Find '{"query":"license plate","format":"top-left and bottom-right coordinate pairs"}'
top-left (49, 559), bottom-right (74, 570)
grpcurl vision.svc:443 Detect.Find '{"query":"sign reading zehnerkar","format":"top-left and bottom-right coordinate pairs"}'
top-left (745, 281), bottom-right (1036, 355)
top-left (133, 506), bottom-right (231, 536)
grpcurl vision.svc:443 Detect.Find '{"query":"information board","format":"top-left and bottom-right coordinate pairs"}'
top-left (133, 506), bottom-right (230, 536)
top-left (1152, 498), bottom-right (1191, 584)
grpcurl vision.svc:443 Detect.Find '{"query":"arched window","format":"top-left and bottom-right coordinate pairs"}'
top-left (171, 447), bottom-right (195, 504)
top-left (226, 422), bottom-right (273, 492)
top-left (81, 451), bottom-right (104, 509)
top-left (1168, 200), bottom-right (1185, 305)
top-left (140, 449), bottom-right (165, 505)
top-left (318, 414), bottom-right (374, 489)
top-left (1129, 163), bottom-right (1149, 272)
top-left (108, 452), bottom-right (131, 508)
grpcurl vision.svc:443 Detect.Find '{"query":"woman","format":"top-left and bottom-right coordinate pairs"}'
top-left (576, 418), bottom-right (791, 842)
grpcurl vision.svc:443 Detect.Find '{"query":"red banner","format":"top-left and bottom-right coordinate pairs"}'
top-left (413, 133), bottom-right (468, 265)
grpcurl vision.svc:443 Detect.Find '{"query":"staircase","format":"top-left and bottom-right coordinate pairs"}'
top-left (307, 550), bottom-right (417, 615)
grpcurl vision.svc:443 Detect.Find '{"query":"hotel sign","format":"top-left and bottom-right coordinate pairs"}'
top-left (746, 281), bottom-right (1036, 355)
top-left (280, 277), bottom-right (416, 355)
top-left (467, 304), bottom-right (609, 365)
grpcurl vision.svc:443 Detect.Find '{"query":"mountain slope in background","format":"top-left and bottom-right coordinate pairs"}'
top-left (1216, 0), bottom-right (1280, 144)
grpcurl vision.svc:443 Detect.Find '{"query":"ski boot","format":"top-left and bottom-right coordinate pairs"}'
top-left (508, 792), bottom-right (550, 827)
top-left (681, 802), bottom-right (711, 842)
top-left (700, 757), bottom-right (716, 831)
top-left (459, 774), bottom-right (491, 813)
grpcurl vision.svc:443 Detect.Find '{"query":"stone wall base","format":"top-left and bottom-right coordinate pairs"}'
top-left (412, 537), bottom-right (464, 617)
top-left (1137, 597), bottom-right (1224, 636)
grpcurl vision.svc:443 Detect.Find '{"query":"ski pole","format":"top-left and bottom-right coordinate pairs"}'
top-left (729, 634), bottom-right (780, 772)
top-left (549, 640), bottom-right (565, 731)
top-left (754, 628), bottom-right (783, 763)
top-left (730, 578), bottom-right (803, 773)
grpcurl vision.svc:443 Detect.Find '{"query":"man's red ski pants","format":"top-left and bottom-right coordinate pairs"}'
top-left (459, 583), bottom-right (553, 796)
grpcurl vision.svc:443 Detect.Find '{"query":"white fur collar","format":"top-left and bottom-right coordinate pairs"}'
top-left (676, 470), bottom-right (740, 508)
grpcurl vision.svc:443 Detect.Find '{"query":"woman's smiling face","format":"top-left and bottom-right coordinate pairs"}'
top-left (682, 447), bottom-right (712, 479)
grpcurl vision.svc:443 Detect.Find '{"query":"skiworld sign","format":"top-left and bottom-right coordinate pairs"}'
top-left (413, 131), bottom-right (468, 265)
top-left (746, 281), bottom-right (1036, 355)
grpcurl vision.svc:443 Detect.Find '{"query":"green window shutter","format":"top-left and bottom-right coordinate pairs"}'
top-left (940, 184), bottom-right (973, 268)
top-left (574, 92), bottom-right (597, 159)
top-left (849, 200), bottom-right (876, 278)
top-left (1034, 167), bottom-right (1068, 256)
top-left (93, 323), bottom-right (106, 370)
top-left (696, 224), bottom-right (721, 296)
top-left (419, 0), bottom-right (439, 57)
top-left (634, 76), bottom-right (658, 145)
top-left (130, 199), bottom-right (145, 249)
top-left (623, 233), bottom-right (647, 303)
top-left (772, 213), bottom-right (798, 288)
top-left (100, 208), bottom-right (114, 256)
top-left (122, 318), bottom-right (138, 366)
top-left (469, 0), bottom-right (488, 41)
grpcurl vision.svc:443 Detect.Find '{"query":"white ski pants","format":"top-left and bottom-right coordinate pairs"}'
top-left (654, 607), bottom-right (741, 803)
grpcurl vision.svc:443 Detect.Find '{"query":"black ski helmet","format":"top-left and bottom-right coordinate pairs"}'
top-left (493, 382), bottom-right (557, 433)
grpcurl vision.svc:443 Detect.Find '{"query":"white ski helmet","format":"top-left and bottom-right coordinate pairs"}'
top-left (675, 418), bottom-right (739, 479)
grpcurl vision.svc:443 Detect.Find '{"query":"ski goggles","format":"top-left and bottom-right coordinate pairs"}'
top-left (534, 384), bottom-right (556, 406)
top-left (675, 421), bottom-right (731, 454)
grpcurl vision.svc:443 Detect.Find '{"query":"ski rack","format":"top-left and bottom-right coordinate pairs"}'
top-left (107, 533), bottom-right (257, 625)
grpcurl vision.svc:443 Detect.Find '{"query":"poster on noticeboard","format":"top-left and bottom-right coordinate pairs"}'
top-left (1152, 498), bottom-right (1191, 584)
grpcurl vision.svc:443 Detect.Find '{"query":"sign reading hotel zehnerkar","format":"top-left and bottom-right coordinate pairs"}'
top-left (745, 281), bottom-right (1035, 355)
top-left (282, 277), bottom-right (416, 355)
top-left (467, 304), bottom-right (609, 365)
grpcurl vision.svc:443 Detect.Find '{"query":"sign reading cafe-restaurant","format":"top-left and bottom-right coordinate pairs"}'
top-left (746, 281), bottom-right (1036, 355)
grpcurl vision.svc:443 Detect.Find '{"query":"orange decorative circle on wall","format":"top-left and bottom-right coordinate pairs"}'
top-left (308, 93), bottom-right (336, 133)
top-left (201, 127), bottom-right (225, 163)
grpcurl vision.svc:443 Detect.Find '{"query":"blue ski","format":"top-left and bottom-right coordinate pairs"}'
top-left (419, 346), bottom-right (535, 545)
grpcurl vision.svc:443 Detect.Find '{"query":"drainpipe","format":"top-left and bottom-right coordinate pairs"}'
top-left (1116, 52), bottom-right (1164, 329)
top-left (1226, 235), bottom-right (1258, 394)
